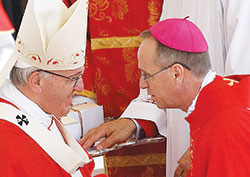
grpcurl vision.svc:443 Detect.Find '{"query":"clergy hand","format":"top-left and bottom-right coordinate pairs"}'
top-left (80, 118), bottom-right (137, 150)
top-left (174, 148), bottom-right (190, 177)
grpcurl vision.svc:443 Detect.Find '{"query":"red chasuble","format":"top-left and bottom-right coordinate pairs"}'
top-left (185, 76), bottom-right (250, 177)
top-left (0, 98), bottom-right (106, 177)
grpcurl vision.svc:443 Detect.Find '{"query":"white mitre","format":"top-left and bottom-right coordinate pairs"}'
top-left (0, 0), bottom-right (88, 87)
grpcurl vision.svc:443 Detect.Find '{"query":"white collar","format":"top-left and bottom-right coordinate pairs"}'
top-left (186, 70), bottom-right (217, 116)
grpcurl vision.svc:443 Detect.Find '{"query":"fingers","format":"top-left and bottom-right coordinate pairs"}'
top-left (96, 133), bottom-right (120, 150)
top-left (174, 164), bottom-right (188, 177)
top-left (182, 168), bottom-right (188, 177)
top-left (80, 125), bottom-right (108, 149)
top-left (96, 119), bottom-right (136, 149)
top-left (174, 164), bottom-right (184, 177)
top-left (174, 148), bottom-right (191, 177)
top-left (80, 119), bottom-right (136, 150)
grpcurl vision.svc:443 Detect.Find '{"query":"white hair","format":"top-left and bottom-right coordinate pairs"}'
top-left (10, 66), bottom-right (50, 87)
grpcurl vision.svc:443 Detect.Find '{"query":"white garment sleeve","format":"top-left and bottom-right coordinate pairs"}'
top-left (121, 89), bottom-right (167, 137)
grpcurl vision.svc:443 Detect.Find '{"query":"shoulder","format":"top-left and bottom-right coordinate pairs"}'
top-left (203, 108), bottom-right (250, 141)
top-left (0, 119), bottom-right (42, 158)
top-left (0, 120), bottom-right (67, 176)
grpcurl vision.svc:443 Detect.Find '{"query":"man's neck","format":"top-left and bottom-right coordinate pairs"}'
top-left (180, 74), bottom-right (204, 112)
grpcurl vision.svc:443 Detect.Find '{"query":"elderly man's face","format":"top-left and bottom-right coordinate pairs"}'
top-left (138, 37), bottom-right (179, 109)
top-left (39, 67), bottom-right (84, 117)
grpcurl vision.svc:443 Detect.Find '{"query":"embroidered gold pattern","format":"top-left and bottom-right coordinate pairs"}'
top-left (96, 67), bottom-right (111, 96)
top-left (148, 0), bottom-right (161, 26)
top-left (89, 0), bottom-right (128, 23)
top-left (89, 0), bottom-right (112, 23)
top-left (91, 36), bottom-right (142, 50)
top-left (123, 48), bottom-right (140, 83)
top-left (105, 153), bottom-right (166, 167)
top-left (223, 78), bottom-right (239, 86)
top-left (96, 56), bottom-right (110, 65)
top-left (189, 136), bottom-right (194, 176)
top-left (124, 27), bottom-right (141, 35)
top-left (110, 0), bottom-right (128, 20)
top-left (99, 29), bottom-right (110, 37)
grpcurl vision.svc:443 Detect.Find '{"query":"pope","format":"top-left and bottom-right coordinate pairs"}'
top-left (0, 0), bottom-right (107, 176)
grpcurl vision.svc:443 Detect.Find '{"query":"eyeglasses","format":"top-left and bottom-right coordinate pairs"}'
top-left (37, 70), bottom-right (83, 87)
top-left (141, 62), bottom-right (191, 80)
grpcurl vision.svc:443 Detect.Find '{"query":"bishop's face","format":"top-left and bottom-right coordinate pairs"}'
top-left (40, 67), bottom-right (84, 117)
top-left (138, 37), bottom-right (180, 109)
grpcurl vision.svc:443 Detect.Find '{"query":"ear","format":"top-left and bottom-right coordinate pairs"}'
top-left (171, 64), bottom-right (185, 84)
top-left (27, 71), bottom-right (44, 93)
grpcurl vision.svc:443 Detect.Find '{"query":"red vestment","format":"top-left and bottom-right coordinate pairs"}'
top-left (186, 76), bottom-right (250, 177)
top-left (0, 98), bottom-right (106, 177)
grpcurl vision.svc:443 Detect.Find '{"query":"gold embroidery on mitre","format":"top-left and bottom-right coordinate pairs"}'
top-left (148, 0), bottom-right (162, 26)
top-left (91, 36), bottom-right (142, 50)
top-left (105, 153), bottom-right (166, 167)
top-left (223, 78), bottom-right (239, 86)
top-left (123, 48), bottom-right (140, 83)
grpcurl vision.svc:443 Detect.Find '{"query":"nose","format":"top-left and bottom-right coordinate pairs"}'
top-left (139, 76), bottom-right (148, 89)
top-left (73, 78), bottom-right (84, 92)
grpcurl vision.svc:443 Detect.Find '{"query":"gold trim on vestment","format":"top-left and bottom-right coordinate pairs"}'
top-left (91, 36), bottom-right (142, 50)
top-left (105, 153), bottom-right (166, 168)
top-left (223, 78), bottom-right (239, 86)
top-left (75, 89), bottom-right (97, 99)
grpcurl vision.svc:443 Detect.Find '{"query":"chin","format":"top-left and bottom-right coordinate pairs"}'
top-left (64, 105), bottom-right (73, 116)
top-left (155, 102), bottom-right (167, 109)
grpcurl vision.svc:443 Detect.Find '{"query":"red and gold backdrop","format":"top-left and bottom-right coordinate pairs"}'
top-left (66, 0), bottom-right (163, 118)
top-left (63, 0), bottom-right (165, 176)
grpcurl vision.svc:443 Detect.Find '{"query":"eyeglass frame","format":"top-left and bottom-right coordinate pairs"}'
top-left (37, 69), bottom-right (83, 87)
top-left (141, 62), bottom-right (191, 80)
